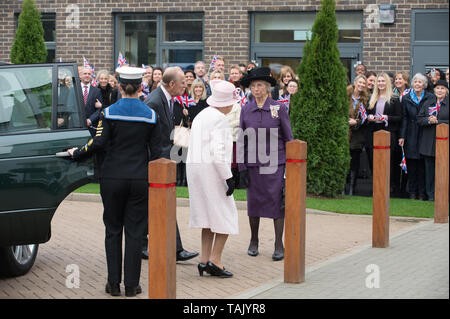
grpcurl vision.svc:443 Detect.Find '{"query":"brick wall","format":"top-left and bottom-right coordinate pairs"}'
top-left (0, 0), bottom-right (448, 74)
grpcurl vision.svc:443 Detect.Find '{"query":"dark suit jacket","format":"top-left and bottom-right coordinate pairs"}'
top-left (144, 86), bottom-right (174, 159)
top-left (81, 83), bottom-right (103, 126)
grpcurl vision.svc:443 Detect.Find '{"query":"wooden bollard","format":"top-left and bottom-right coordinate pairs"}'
top-left (435, 123), bottom-right (449, 223)
top-left (148, 158), bottom-right (177, 299)
top-left (284, 140), bottom-right (307, 283)
top-left (372, 130), bottom-right (390, 248)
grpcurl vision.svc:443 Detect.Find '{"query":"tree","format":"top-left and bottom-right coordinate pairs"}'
top-left (289, 0), bottom-right (349, 197)
top-left (10, 0), bottom-right (47, 64)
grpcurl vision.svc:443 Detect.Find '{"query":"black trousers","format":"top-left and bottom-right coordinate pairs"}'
top-left (423, 155), bottom-right (435, 200)
top-left (390, 144), bottom-right (402, 195)
top-left (100, 178), bottom-right (147, 287)
top-left (406, 158), bottom-right (426, 196)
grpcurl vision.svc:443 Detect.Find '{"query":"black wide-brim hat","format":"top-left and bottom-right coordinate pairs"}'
top-left (435, 79), bottom-right (449, 88)
top-left (240, 66), bottom-right (277, 88)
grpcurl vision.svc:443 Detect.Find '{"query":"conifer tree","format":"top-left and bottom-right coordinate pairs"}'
top-left (290, 0), bottom-right (349, 197)
top-left (10, 0), bottom-right (47, 64)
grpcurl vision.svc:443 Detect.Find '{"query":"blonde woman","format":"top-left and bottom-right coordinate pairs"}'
top-left (188, 79), bottom-right (209, 122)
top-left (108, 75), bottom-right (118, 89)
top-left (367, 72), bottom-right (403, 196)
top-left (345, 74), bottom-right (368, 195)
top-left (209, 69), bottom-right (225, 81)
top-left (278, 65), bottom-right (296, 96)
top-left (96, 70), bottom-right (119, 108)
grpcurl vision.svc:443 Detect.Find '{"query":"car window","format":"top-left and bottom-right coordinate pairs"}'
top-left (0, 66), bottom-right (52, 134)
top-left (57, 66), bottom-right (82, 129)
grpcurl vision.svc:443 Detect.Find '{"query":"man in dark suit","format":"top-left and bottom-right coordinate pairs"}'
top-left (79, 66), bottom-right (103, 136)
top-left (143, 66), bottom-right (199, 262)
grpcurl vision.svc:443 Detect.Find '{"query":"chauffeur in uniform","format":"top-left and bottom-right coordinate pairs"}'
top-left (68, 66), bottom-right (161, 297)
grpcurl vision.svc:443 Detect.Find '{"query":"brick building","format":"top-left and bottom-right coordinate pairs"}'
top-left (0, 0), bottom-right (448, 80)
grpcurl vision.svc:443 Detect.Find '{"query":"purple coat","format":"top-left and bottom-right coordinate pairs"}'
top-left (237, 97), bottom-right (293, 171)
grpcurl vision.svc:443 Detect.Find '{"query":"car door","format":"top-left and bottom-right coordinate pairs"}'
top-left (0, 63), bottom-right (94, 246)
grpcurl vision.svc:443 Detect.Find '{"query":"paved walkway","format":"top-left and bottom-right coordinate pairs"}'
top-left (238, 221), bottom-right (449, 299)
top-left (0, 195), bottom-right (443, 299)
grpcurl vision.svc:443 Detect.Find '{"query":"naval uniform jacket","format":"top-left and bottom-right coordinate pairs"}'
top-left (72, 98), bottom-right (161, 179)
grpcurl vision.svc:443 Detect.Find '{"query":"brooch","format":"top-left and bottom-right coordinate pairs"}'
top-left (270, 105), bottom-right (280, 119)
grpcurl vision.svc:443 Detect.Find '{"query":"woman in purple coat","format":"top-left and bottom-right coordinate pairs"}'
top-left (237, 67), bottom-right (293, 261)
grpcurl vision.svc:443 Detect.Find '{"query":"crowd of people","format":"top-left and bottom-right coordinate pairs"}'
top-left (347, 63), bottom-right (449, 201)
top-left (69, 55), bottom-right (448, 297)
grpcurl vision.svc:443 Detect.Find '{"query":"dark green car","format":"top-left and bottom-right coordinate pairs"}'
top-left (0, 62), bottom-right (94, 277)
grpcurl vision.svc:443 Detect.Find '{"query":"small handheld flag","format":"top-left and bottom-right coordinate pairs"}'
top-left (375, 113), bottom-right (388, 127)
top-left (400, 146), bottom-right (407, 174)
top-left (117, 52), bottom-right (127, 67)
top-left (358, 105), bottom-right (368, 124)
top-left (210, 55), bottom-right (219, 69)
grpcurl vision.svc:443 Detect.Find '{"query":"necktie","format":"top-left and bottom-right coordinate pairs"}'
top-left (169, 99), bottom-right (174, 114)
top-left (83, 85), bottom-right (88, 105)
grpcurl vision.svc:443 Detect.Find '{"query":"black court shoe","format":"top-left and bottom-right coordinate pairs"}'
top-left (105, 282), bottom-right (121, 296)
top-left (125, 285), bottom-right (142, 297)
top-left (198, 263), bottom-right (207, 276)
top-left (206, 261), bottom-right (233, 278)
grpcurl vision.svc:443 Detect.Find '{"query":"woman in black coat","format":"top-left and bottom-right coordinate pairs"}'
top-left (345, 74), bottom-right (369, 195)
top-left (417, 80), bottom-right (449, 201)
top-left (399, 73), bottom-right (434, 200)
top-left (366, 73), bottom-right (403, 196)
top-left (97, 70), bottom-right (119, 108)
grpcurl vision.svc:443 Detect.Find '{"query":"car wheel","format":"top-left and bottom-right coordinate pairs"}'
top-left (0, 244), bottom-right (39, 277)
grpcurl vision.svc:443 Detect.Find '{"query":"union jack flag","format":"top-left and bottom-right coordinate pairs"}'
top-left (399, 88), bottom-right (410, 102)
top-left (117, 52), bottom-right (127, 67)
top-left (278, 94), bottom-right (290, 107)
top-left (375, 112), bottom-right (388, 127)
top-left (358, 104), bottom-right (368, 124)
top-left (240, 95), bottom-right (248, 106)
top-left (210, 55), bottom-right (219, 69)
top-left (141, 83), bottom-right (150, 99)
top-left (91, 78), bottom-right (98, 87)
top-left (428, 105), bottom-right (438, 116)
top-left (83, 56), bottom-right (89, 68)
top-left (184, 95), bottom-right (197, 108)
top-left (400, 147), bottom-right (407, 174)
top-left (173, 96), bottom-right (184, 105)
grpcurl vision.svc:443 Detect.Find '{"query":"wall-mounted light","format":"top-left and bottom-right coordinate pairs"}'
top-left (378, 4), bottom-right (396, 24)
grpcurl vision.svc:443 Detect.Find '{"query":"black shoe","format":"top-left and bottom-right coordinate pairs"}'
top-left (198, 263), bottom-right (207, 276)
top-left (105, 282), bottom-right (121, 296)
top-left (409, 193), bottom-right (417, 200)
top-left (206, 261), bottom-right (233, 278)
top-left (418, 194), bottom-right (427, 201)
top-left (141, 249), bottom-right (149, 260)
top-left (272, 252), bottom-right (284, 261)
top-left (247, 241), bottom-right (259, 256)
top-left (176, 250), bottom-right (199, 262)
top-left (125, 285), bottom-right (142, 297)
top-left (247, 249), bottom-right (259, 256)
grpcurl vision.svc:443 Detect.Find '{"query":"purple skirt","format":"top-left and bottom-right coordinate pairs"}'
top-left (247, 164), bottom-right (285, 219)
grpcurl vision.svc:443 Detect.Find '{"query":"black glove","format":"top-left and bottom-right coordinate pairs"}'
top-left (239, 170), bottom-right (249, 189)
top-left (226, 177), bottom-right (235, 196)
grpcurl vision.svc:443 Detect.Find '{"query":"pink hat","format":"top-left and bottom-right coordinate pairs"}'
top-left (206, 80), bottom-right (240, 107)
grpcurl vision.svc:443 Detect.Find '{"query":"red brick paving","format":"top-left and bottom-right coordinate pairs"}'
top-left (0, 199), bottom-right (425, 299)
